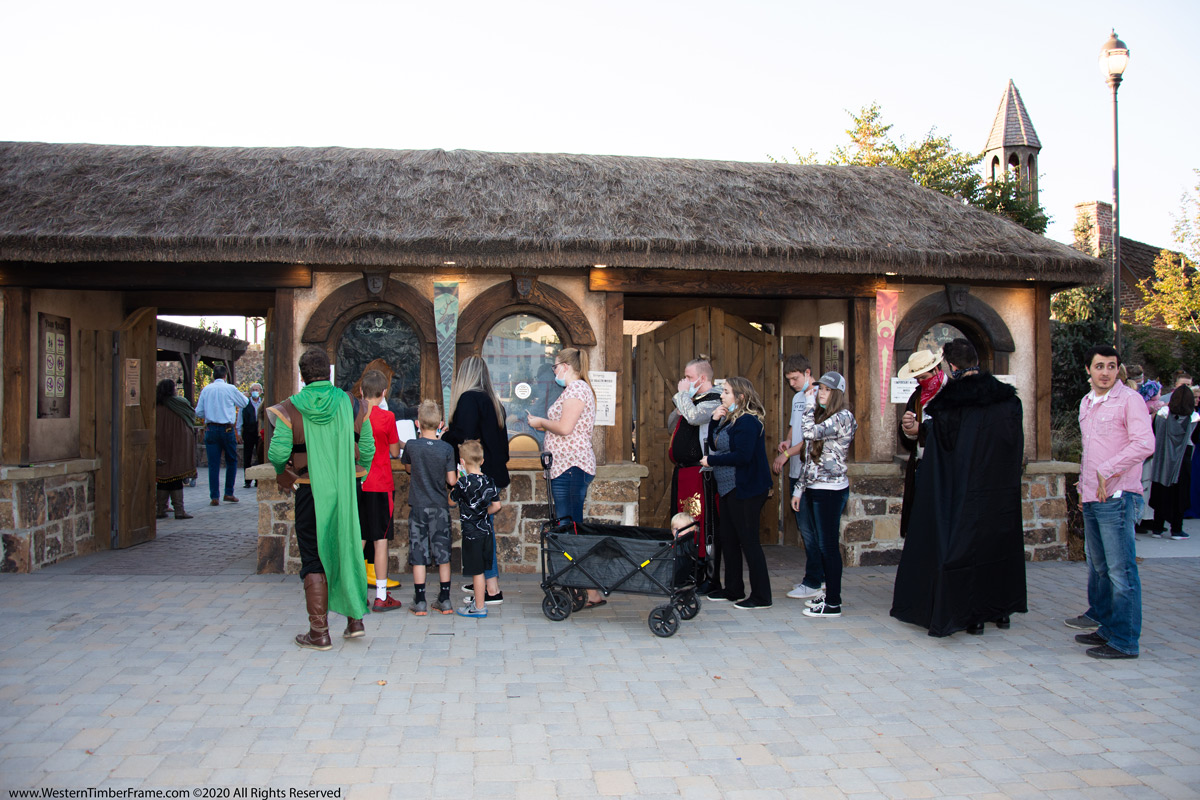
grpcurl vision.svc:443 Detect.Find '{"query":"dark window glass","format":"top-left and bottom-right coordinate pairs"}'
top-left (335, 312), bottom-right (421, 408)
top-left (482, 314), bottom-right (562, 448)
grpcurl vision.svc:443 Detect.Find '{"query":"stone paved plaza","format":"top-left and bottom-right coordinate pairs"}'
top-left (1, 481), bottom-right (1199, 799)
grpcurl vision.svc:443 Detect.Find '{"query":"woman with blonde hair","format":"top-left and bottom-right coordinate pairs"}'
top-left (791, 372), bottom-right (857, 618)
top-left (528, 347), bottom-right (602, 606)
top-left (443, 356), bottom-right (510, 604)
top-left (700, 376), bottom-right (773, 609)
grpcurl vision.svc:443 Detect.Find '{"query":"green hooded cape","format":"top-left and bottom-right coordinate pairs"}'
top-left (270, 382), bottom-right (373, 619)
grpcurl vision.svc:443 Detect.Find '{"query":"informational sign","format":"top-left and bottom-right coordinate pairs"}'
top-left (514, 382), bottom-right (532, 400)
top-left (589, 370), bottom-right (617, 427)
top-left (37, 313), bottom-right (71, 419)
top-left (890, 377), bottom-right (918, 403)
top-left (124, 358), bottom-right (141, 406)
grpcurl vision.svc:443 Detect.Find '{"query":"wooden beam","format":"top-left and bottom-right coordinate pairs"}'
top-left (128, 291), bottom-right (274, 316)
top-left (270, 289), bottom-right (296, 405)
top-left (1035, 285), bottom-right (1052, 461)
top-left (1, 288), bottom-right (30, 464)
top-left (850, 296), bottom-right (874, 463)
top-left (625, 296), bottom-right (783, 323)
top-left (603, 292), bottom-right (624, 466)
top-left (590, 268), bottom-right (885, 298)
top-left (0, 263), bottom-right (312, 291)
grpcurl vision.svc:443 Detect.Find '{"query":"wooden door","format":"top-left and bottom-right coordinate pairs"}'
top-left (113, 307), bottom-right (158, 548)
top-left (79, 329), bottom-right (114, 549)
top-left (636, 308), bottom-right (779, 542)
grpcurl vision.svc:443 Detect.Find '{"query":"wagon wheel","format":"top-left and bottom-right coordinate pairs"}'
top-left (648, 605), bottom-right (681, 638)
top-left (674, 591), bottom-right (701, 621)
top-left (569, 588), bottom-right (588, 612)
top-left (542, 588), bottom-right (572, 621)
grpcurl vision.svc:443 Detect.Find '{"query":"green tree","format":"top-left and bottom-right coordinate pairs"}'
top-left (772, 103), bottom-right (1049, 233)
top-left (1133, 250), bottom-right (1200, 332)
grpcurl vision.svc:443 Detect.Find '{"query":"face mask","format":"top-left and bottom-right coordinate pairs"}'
top-left (727, 401), bottom-right (736, 413)
top-left (554, 376), bottom-right (566, 388)
top-left (685, 381), bottom-right (698, 398)
top-left (251, 391), bottom-right (260, 399)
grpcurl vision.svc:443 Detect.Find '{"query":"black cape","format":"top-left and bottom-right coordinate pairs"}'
top-left (890, 372), bottom-right (1027, 636)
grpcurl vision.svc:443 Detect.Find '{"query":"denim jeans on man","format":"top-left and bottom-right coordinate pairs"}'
top-left (205, 424), bottom-right (240, 500)
top-left (1081, 492), bottom-right (1142, 655)
top-left (551, 466), bottom-right (594, 523)
top-left (790, 477), bottom-right (825, 590)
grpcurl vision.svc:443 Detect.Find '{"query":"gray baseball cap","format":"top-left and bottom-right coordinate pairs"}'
top-left (816, 371), bottom-right (846, 393)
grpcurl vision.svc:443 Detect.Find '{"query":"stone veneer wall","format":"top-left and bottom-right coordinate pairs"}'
top-left (842, 461), bottom-right (1082, 566)
top-left (0, 460), bottom-right (99, 573)
top-left (249, 463), bottom-right (648, 575)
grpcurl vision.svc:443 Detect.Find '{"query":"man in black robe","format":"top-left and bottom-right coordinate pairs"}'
top-left (890, 338), bottom-right (1026, 637)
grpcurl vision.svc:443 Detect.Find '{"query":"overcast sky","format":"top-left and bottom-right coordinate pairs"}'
top-left (6, 0), bottom-right (1197, 270)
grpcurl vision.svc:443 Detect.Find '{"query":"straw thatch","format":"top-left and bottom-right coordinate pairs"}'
top-left (0, 142), bottom-right (1105, 283)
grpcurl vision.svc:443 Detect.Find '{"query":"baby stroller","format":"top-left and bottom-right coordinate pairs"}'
top-left (538, 453), bottom-right (702, 637)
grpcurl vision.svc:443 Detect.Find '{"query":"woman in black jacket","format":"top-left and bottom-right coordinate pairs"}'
top-left (700, 377), bottom-right (773, 610)
top-left (443, 356), bottom-right (511, 604)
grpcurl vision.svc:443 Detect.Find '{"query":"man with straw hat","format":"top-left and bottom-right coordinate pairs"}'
top-left (896, 348), bottom-right (946, 539)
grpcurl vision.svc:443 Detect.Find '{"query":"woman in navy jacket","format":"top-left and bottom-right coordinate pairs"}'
top-left (701, 377), bottom-right (773, 609)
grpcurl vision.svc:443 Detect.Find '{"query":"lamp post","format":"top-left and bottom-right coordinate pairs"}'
top-left (1100, 29), bottom-right (1130, 352)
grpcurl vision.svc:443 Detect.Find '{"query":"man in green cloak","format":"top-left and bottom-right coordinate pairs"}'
top-left (268, 347), bottom-right (374, 650)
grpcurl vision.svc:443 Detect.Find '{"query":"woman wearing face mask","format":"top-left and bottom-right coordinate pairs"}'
top-left (791, 372), bottom-right (857, 618)
top-left (896, 350), bottom-right (946, 539)
top-left (700, 377), bottom-right (773, 609)
top-left (242, 383), bottom-right (265, 490)
top-left (527, 348), bottom-right (602, 606)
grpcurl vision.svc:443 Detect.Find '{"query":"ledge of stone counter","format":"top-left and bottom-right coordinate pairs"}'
top-left (0, 458), bottom-right (102, 480)
top-left (1023, 460), bottom-right (1080, 475)
top-left (246, 460), bottom-right (649, 481)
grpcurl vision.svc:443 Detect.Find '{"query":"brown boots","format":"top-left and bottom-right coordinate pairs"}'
top-left (156, 490), bottom-right (170, 519)
top-left (170, 489), bottom-right (193, 520)
top-left (344, 618), bottom-right (365, 638)
top-left (296, 573), bottom-right (333, 650)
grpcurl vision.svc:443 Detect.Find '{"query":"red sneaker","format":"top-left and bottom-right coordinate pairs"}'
top-left (372, 594), bottom-right (403, 612)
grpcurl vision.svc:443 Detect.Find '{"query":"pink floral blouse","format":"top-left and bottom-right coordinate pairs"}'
top-left (546, 378), bottom-right (596, 479)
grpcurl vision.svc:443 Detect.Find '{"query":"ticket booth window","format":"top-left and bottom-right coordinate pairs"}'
top-left (482, 313), bottom-right (564, 459)
top-left (335, 312), bottom-right (422, 407)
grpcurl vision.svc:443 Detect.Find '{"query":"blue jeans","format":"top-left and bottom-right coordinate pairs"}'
top-left (797, 487), bottom-right (848, 606)
top-left (1082, 493), bottom-right (1143, 655)
top-left (204, 425), bottom-right (240, 500)
top-left (791, 477), bottom-right (824, 589)
top-left (551, 467), bottom-right (594, 523)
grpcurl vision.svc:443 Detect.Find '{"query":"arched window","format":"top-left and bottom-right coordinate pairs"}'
top-left (1008, 153), bottom-right (1021, 183)
top-left (915, 320), bottom-right (971, 364)
top-left (990, 156), bottom-right (1000, 183)
top-left (334, 311), bottom-right (422, 408)
top-left (481, 313), bottom-right (564, 460)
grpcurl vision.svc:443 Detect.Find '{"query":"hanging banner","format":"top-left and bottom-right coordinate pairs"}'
top-left (433, 281), bottom-right (460, 415)
top-left (876, 290), bottom-right (900, 418)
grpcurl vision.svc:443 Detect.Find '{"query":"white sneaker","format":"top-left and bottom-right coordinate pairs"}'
top-left (804, 594), bottom-right (826, 608)
top-left (787, 584), bottom-right (823, 600)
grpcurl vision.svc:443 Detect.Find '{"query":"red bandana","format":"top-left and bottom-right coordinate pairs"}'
top-left (918, 369), bottom-right (947, 406)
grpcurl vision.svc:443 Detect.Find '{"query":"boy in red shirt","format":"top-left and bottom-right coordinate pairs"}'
top-left (358, 370), bottom-right (402, 611)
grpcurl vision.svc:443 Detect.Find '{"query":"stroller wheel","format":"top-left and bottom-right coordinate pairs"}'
top-left (674, 591), bottom-right (701, 621)
top-left (569, 588), bottom-right (588, 612)
top-left (542, 588), bottom-right (573, 621)
top-left (648, 605), bottom-right (681, 638)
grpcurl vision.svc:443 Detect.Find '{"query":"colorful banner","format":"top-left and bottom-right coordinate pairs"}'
top-left (433, 281), bottom-right (460, 415)
top-left (876, 290), bottom-right (900, 418)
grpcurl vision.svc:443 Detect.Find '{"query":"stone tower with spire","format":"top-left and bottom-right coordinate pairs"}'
top-left (983, 80), bottom-right (1041, 201)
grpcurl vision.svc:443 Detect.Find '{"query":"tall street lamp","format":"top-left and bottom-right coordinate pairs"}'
top-left (1100, 29), bottom-right (1130, 352)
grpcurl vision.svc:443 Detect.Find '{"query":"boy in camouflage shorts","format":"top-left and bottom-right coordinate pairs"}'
top-left (401, 400), bottom-right (458, 615)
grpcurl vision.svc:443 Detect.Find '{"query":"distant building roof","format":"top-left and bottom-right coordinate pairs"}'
top-left (985, 81), bottom-right (1042, 152)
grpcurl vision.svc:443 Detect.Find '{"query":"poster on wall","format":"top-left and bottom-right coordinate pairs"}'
top-left (589, 371), bottom-right (617, 427)
top-left (37, 313), bottom-right (71, 419)
top-left (125, 359), bottom-right (141, 406)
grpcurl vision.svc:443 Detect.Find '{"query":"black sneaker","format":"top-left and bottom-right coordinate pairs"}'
top-left (1171, 531), bottom-right (1191, 540)
top-left (706, 590), bottom-right (741, 603)
top-left (1086, 643), bottom-right (1137, 659)
top-left (483, 591), bottom-right (504, 605)
top-left (803, 601), bottom-right (842, 617)
top-left (1064, 615), bottom-right (1098, 630)
top-left (733, 598), bottom-right (772, 610)
top-left (1074, 631), bottom-right (1107, 646)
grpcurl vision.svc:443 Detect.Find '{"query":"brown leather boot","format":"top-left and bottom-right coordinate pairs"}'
top-left (169, 489), bottom-right (193, 520)
top-left (295, 573), bottom-right (332, 650)
top-left (343, 618), bottom-right (365, 639)
top-left (156, 490), bottom-right (170, 519)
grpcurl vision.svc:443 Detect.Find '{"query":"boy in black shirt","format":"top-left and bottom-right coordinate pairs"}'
top-left (451, 439), bottom-right (502, 617)
top-left (400, 400), bottom-right (458, 615)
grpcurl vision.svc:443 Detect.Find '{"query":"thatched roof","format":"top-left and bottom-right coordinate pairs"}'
top-left (0, 141), bottom-right (1104, 283)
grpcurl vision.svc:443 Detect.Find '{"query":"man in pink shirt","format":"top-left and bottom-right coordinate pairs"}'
top-left (1069, 345), bottom-right (1154, 659)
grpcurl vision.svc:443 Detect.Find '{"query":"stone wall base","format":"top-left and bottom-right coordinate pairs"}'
top-left (0, 460), bottom-right (100, 573)
top-left (250, 462), bottom-right (648, 576)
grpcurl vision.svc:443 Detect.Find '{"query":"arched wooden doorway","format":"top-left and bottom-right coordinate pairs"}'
top-left (635, 307), bottom-right (780, 541)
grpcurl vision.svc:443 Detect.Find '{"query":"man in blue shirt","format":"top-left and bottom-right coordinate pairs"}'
top-left (194, 364), bottom-right (249, 505)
